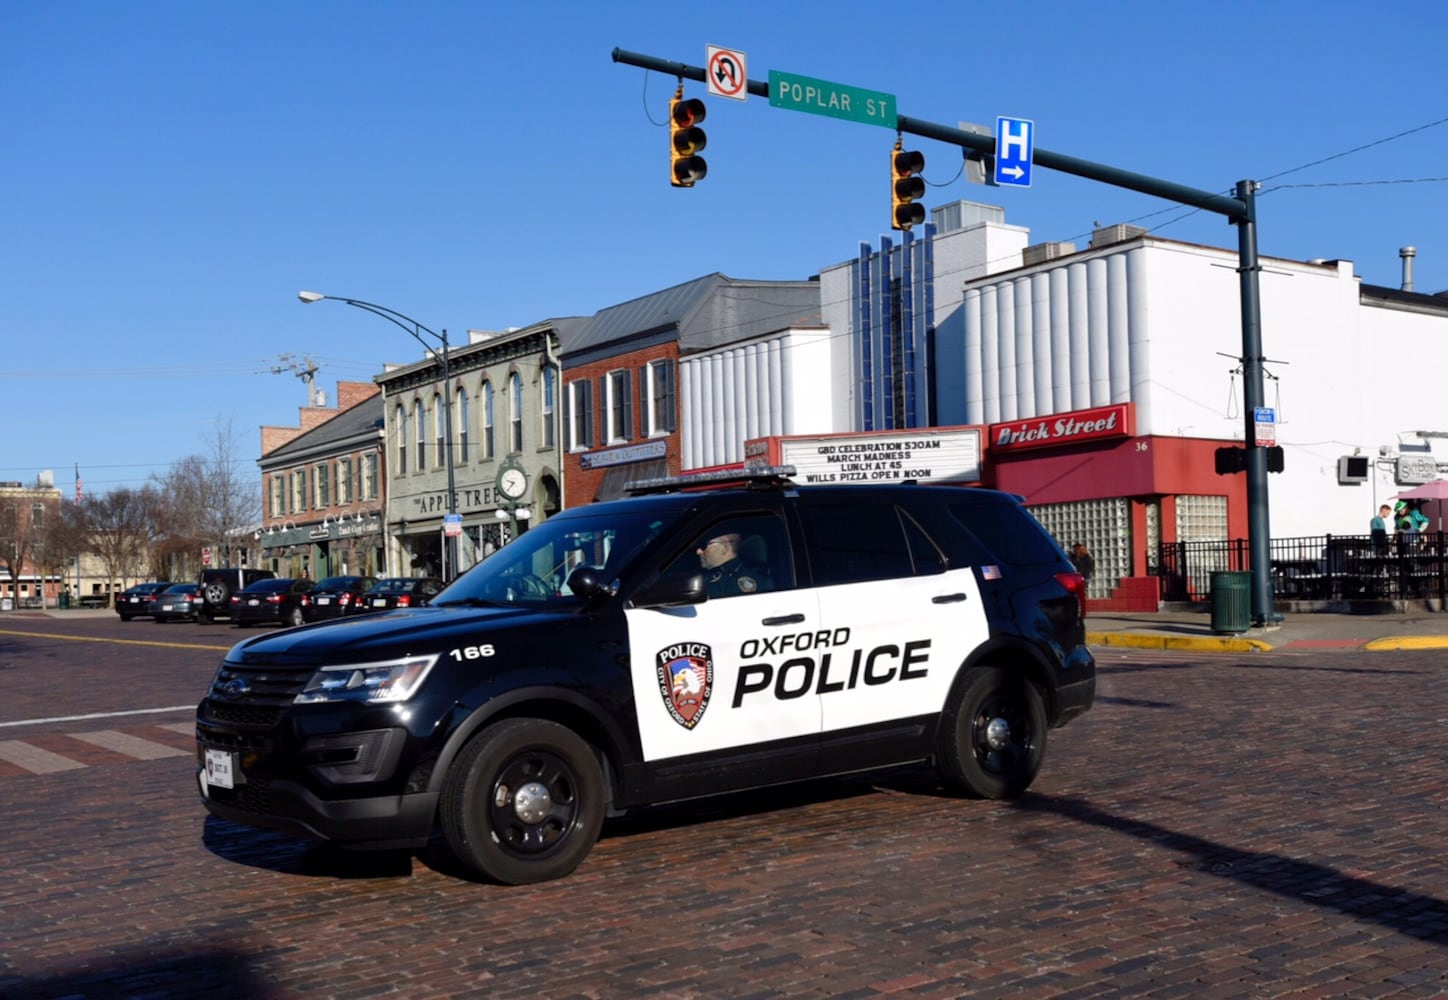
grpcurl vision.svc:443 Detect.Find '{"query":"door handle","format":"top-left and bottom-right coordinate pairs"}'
top-left (932, 593), bottom-right (968, 604)
top-left (762, 613), bottom-right (806, 626)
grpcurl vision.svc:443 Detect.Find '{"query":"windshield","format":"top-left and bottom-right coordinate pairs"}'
top-left (434, 509), bottom-right (667, 608)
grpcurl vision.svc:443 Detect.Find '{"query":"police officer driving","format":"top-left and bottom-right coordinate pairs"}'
top-left (697, 530), bottom-right (770, 597)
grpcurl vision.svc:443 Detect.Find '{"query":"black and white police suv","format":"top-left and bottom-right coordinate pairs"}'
top-left (196, 468), bottom-right (1094, 884)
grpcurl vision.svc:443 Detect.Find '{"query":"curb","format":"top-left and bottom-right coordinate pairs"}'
top-left (1362, 636), bottom-right (1448, 651)
top-left (1087, 631), bottom-right (1273, 653)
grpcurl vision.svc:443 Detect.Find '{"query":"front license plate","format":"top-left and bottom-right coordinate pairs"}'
top-left (204, 748), bottom-right (236, 789)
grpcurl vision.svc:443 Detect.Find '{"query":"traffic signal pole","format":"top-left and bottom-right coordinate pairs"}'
top-left (613, 47), bottom-right (1278, 625)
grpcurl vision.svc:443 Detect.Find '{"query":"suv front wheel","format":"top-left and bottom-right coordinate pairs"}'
top-left (440, 718), bottom-right (605, 885)
top-left (935, 666), bottom-right (1047, 799)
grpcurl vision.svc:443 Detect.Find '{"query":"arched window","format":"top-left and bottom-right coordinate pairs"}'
top-left (541, 367), bottom-right (555, 449)
top-left (414, 399), bottom-right (426, 471)
top-left (510, 373), bottom-right (524, 454)
top-left (482, 380), bottom-right (495, 460)
top-left (457, 387), bottom-right (470, 463)
top-left (395, 403), bottom-right (407, 476)
top-left (433, 392), bottom-right (445, 467)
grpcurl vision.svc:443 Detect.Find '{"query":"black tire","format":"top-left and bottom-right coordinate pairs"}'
top-left (936, 665), bottom-right (1047, 799)
top-left (440, 718), bottom-right (605, 885)
top-left (285, 605), bottom-right (304, 628)
top-left (198, 610), bottom-right (213, 625)
top-left (119, 614), bottom-right (133, 622)
top-left (202, 580), bottom-right (230, 607)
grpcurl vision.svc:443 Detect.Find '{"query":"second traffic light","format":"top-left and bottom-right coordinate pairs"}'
top-left (891, 142), bottom-right (926, 230)
top-left (670, 95), bottom-right (708, 188)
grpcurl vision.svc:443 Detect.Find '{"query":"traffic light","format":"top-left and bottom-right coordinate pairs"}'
top-left (1215, 446), bottom-right (1246, 475)
top-left (669, 93), bottom-right (707, 188)
top-left (891, 141), bottom-right (926, 230)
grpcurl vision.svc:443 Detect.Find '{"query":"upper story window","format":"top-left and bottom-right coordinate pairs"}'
top-left (567, 379), bottom-right (593, 451)
top-left (457, 387), bottom-right (470, 463)
top-left (395, 403), bottom-right (407, 477)
top-left (434, 392), bottom-right (446, 467)
top-left (313, 463), bottom-right (330, 509)
top-left (482, 380), bottom-right (495, 460)
top-left (414, 399), bottom-right (426, 472)
top-left (363, 452), bottom-right (379, 500)
top-left (509, 372), bottom-right (524, 454)
top-left (606, 369), bottom-right (633, 444)
top-left (641, 359), bottom-right (677, 435)
top-left (290, 470), bottom-right (306, 512)
top-left (541, 367), bottom-right (555, 449)
top-left (338, 457), bottom-right (354, 504)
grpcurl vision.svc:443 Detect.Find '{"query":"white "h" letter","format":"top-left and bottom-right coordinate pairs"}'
top-left (999, 119), bottom-right (1031, 161)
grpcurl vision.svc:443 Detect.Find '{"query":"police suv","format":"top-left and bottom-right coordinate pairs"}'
top-left (196, 468), bottom-right (1095, 884)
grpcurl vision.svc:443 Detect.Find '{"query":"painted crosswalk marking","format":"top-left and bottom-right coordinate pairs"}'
top-left (0, 723), bottom-right (195, 776)
top-left (0, 739), bottom-right (87, 774)
top-left (68, 729), bottom-right (190, 759)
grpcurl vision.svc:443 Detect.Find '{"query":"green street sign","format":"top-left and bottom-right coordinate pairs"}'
top-left (768, 70), bottom-right (896, 128)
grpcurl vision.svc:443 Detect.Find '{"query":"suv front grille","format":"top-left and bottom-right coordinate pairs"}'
top-left (207, 661), bottom-right (311, 707)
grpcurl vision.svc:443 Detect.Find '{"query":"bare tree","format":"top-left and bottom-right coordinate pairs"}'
top-left (0, 496), bottom-right (31, 603)
top-left (148, 417), bottom-right (261, 577)
top-left (199, 416), bottom-right (259, 567)
top-left (83, 488), bottom-right (153, 592)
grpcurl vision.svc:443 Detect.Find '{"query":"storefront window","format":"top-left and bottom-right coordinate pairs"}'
top-left (1027, 497), bottom-right (1130, 599)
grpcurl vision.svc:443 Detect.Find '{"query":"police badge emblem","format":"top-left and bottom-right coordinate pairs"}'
top-left (655, 642), bottom-right (714, 729)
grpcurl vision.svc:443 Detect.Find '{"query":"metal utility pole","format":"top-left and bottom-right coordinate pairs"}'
top-left (612, 47), bottom-right (1278, 624)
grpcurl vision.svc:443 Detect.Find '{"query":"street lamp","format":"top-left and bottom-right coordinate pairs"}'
top-left (298, 291), bottom-right (459, 581)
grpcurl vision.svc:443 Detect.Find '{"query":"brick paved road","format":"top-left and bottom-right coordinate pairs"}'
top-left (0, 618), bottom-right (1445, 998)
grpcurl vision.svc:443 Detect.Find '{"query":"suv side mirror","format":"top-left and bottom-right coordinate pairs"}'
top-left (630, 572), bottom-right (707, 609)
top-left (566, 566), bottom-right (617, 601)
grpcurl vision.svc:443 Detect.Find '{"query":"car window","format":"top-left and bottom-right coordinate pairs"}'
top-left (950, 502), bottom-right (1067, 566)
top-left (434, 510), bottom-right (667, 607)
top-left (659, 512), bottom-right (794, 600)
top-left (797, 503), bottom-right (914, 586)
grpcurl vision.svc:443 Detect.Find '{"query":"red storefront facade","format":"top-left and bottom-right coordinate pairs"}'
top-left (745, 402), bottom-right (1248, 611)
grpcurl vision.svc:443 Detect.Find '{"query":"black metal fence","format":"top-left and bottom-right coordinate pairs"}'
top-left (1158, 533), bottom-right (1448, 603)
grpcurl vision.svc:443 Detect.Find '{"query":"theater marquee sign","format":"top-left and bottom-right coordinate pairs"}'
top-left (745, 428), bottom-right (983, 485)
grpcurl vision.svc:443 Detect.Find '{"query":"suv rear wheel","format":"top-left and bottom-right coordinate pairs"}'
top-left (936, 666), bottom-right (1047, 799)
top-left (440, 718), bottom-right (605, 885)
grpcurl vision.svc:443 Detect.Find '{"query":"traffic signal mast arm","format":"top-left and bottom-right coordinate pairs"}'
top-left (614, 45), bottom-right (1279, 626)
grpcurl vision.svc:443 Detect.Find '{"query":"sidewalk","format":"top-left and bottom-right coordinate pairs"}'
top-left (1087, 606), bottom-right (1448, 653)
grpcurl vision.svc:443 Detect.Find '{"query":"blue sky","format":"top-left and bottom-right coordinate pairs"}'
top-left (4, 1), bottom-right (1445, 496)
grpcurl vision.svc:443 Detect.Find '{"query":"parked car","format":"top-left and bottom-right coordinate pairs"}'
top-left (360, 576), bottom-right (444, 613)
top-left (196, 568), bottom-right (275, 624)
top-left (301, 575), bottom-right (378, 622)
top-left (197, 467), bottom-right (1095, 885)
top-left (230, 578), bottom-right (314, 629)
top-left (149, 583), bottom-right (202, 623)
top-left (115, 582), bottom-right (173, 621)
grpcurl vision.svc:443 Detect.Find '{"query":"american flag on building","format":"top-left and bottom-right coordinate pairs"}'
top-left (75, 464), bottom-right (83, 504)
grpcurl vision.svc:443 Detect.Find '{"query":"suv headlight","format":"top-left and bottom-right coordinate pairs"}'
top-left (295, 654), bottom-right (439, 705)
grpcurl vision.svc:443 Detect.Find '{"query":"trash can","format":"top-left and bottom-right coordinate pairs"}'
top-left (0, 597), bottom-right (11, 611)
top-left (60, 590), bottom-right (71, 610)
top-left (1210, 571), bottom-right (1252, 634)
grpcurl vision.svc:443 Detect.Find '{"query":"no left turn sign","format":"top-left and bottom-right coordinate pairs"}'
top-left (706, 45), bottom-right (747, 102)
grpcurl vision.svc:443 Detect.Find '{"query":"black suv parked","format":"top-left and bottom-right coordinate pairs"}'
top-left (196, 469), bottom-right (1094, 884)
top-left (195, 567), bottom-right (275, 624)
